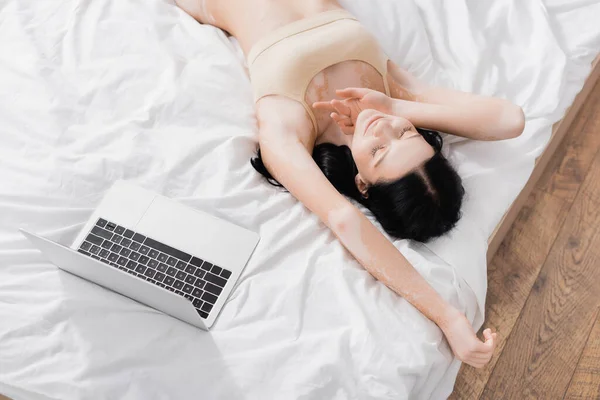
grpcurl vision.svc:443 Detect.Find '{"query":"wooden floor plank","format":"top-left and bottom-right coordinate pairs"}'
top-left (564, 308), bottom-right (600, 399)
top-left (452, 79), bottom-right (600, 399)
top-left (480, 143), bottom-right (600, 398)
top-left (537, 83), bottom-right (600, 202)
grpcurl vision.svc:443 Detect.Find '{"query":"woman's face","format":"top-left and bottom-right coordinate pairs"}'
top-left (350, 109), bottom-right (435, 186)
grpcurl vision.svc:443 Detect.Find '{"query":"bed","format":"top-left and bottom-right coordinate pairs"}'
top-left (0, 0), bottom-right (599, 399)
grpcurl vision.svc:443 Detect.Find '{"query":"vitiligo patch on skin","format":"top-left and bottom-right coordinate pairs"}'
top-left (327, 208), bottom-right (434, 311)
top-left (199, 0), bottom-right (216, 24)
top-left (327, 207), bottom-right (375, 266)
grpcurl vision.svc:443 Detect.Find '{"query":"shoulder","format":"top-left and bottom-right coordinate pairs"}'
top-left (256, 95), bottom-right (317, 150)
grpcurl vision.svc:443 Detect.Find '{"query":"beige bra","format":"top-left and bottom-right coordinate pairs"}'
top-left (247, 9), bottom-right (391, 134)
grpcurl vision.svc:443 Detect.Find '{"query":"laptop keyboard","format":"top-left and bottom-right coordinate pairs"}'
top-left (77, 218), bottom-right (233, 319)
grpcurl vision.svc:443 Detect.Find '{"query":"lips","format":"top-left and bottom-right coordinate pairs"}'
top-left (363, 115), bottom-right (382, 136)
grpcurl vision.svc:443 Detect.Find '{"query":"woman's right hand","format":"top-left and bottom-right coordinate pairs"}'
top-left (312, 87), bottom-right (394, 133)
top-left (438, 307), bottom-right (498, 369)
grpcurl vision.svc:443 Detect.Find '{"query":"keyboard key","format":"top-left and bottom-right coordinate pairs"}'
top-left (185, 275), bottom-right (196, 285)
top-left (164, 276), bottom-right (175, 286)
top-left (86, 234), bottom-right (103, 246)
top-left (96, 218), bottom-right (107, 227)
top-left (133, 233), bottom-right (146, 243)
top-left (157, 263), bottom-right (168, 272)
top-left (111, 244), bottom-right (122, 253)
top-left (148, 279), bottom-right (157, 284)
top-left (129, 242), bottom-right (141, 251)
top-left (92, 255), bottom-right (101, 260)
top-left (91, 226), bottom-right (113, 240)
top-left (211, 265), bottom-right (223, 275)
top-left (126, 260), bottom-right (137, 270)
top-left (120, 248), bottom-right (131, 258)
top-left (99, 249), bottom-right (110, 258)
top-left (220, 269), bottom-right (232, 279)
top-left (157, 253), bottom-right (168, 263)
top-left (117, 256), bottom-right (128, 266)
top-left (139, 245), bottom-right (150, 255)
top-left (175, 270), bottom-right (186, 280)
top-left (77, 249), bottom-right (91, 256)
top-left (205, 272), bottom-right (227, 288)
top-left (201, 262), bottom-right (213, 271)
top-left (190, 257), bottom-right (204, 268)
top-left (165, 267), bottom-right (177, 277)
top-left (184, 294), bottom-right (194, 301)
top-left (135, 264), bottom-right (146, 274)
top-left (157, 282), bottom-right (166, 288)
top-left (198, 310), bottom-right (209, 319)
top-left (173, 280), bottom-right (184, 289)
top-left (143, 237), bottom-right (192, 263)
top-left (110, 262), bottom-right (118, 267)
top-left (80, 241), bottom-right (92, 251)
top-left (139, 255), bottom-right (150, 265)
top-left (121, 238), bottom-right (132, 247)
top-left (108, 253), bottom-right (119, 262)
top-left (166, 257), bottom-right (177, 266)
top-left (155, 272), bottom-right (166, 282)
top-left (111, 234), bottom-right (123, 244)
top-left (194, 269), bottom-right (206, 279)
top-left (194, 278), bottom-right (205, 287)
top-left (129, 252), bottom-right (141, 261)
top-left (176, 261), bottom-right (187, 270)
top-left (175, 290), bottom-right (185, 296)
top-left (106, 222), bottom-right (116, 231)
top-left (185, 265), bottom-right (196, 275)
top-left (183, 284), bottom-right (193, 294)
top-left (204, 282), bottom-right (223, 296)
top-left (201, 302), bottom-right (213, 313)
top-left (123, 229), bottom-right (134, 238)
top-left (144, 269), bottom-right (156, 278)
top-left (192, 288), bottom-right (204, 298)
top-left (148, 249), bottom-right (160, 259)
top-left (193, 299), bottom-right (203, 308)
top-left (115, 226), bottom-right (125, 235)
top-left (201, 291), bottom-right (218, 304)
top-left (101, 240), bottom-right (112, 249)
top-left (90, 245), bottom-right (101, 254)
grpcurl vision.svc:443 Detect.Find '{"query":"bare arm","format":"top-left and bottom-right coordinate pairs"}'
top-left (257, 98), bottom-right (496, 368)
top-left (387, 60), bottom-right (525, 141)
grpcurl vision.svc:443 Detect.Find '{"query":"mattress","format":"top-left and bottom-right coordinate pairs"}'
top-left (0, 0), bottom-right (598, 398)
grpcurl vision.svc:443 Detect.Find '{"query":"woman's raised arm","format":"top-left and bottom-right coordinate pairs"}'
top-left (256, 97), bottom-right (496, 368)
top-left (386, 60), bottom-right (525, 141)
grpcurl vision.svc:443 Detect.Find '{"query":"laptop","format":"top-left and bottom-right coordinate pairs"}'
top-left (20, 180), bottom-right (260, 330)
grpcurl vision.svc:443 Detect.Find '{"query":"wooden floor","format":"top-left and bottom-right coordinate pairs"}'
top-left (451, 79), bottom-right (600, 398)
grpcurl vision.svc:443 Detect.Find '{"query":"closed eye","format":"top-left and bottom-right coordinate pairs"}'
top-left (398, 126), bottom-right (411, 137)
top-left (371, 145), bottom-right (384, 157)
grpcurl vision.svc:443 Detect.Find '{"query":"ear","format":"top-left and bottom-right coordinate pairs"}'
top-left (354, 174), bottom-right (369, 199)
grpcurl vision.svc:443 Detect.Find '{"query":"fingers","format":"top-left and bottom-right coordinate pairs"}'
top-left (331, 99), bottom-right (352, 116)
top-left (463, 329), bottom-right (498, 368)
top-left (312, 101), bottom-right (334, 111)
top-left (336, 87), bottom-right (370, 98)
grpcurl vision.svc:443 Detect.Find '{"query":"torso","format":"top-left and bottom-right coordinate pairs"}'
top-left (192, 0), bottom-right (392, 143)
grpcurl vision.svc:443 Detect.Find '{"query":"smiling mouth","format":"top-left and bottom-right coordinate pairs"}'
top-left (364, 115), bottom-right (382, 136)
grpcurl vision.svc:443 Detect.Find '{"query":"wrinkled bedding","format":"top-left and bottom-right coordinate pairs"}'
top-left (0, 0), bottom-right (599, 398)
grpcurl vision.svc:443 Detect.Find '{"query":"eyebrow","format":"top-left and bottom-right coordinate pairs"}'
top-left (374, 135), bottom-right (420, 168)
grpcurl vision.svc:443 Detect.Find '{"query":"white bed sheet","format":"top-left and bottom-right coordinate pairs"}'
top-left (0, 0), bottom-right (598, 398)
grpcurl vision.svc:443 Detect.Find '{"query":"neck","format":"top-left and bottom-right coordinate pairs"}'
top-left (316, 125), bottom-right (354, 148)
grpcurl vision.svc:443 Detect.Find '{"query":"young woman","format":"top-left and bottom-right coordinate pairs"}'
top-left (176, 0), bottom-right (525, 368)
